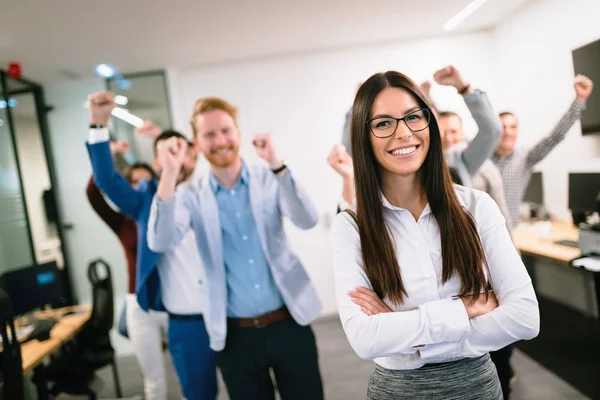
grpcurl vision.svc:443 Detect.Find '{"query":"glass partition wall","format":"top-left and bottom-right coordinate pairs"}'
top-left (106, 70), bottom-right (173, 166)
top-left (0, 70), bottom-right (74, 304)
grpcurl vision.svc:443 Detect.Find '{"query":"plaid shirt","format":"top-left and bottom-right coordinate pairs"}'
top-left (492, 100), bottom-right (586, 226)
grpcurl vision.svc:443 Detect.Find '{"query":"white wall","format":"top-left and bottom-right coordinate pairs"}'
top-left (45, 78), bottom-right (133, 354)
top-left (493, 0), bottom-right (600, 220)
top-left (170, 31), bottom-right (499, 316)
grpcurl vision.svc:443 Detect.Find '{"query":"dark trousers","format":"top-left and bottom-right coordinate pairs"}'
top-left (217, 318), bottom-right (324, 400)
top-left (490, 344), bottom-right (514, 400)
top-left (168, 317), bottom-right (218, 400)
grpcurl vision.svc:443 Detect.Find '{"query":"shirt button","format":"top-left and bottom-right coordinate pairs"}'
top-left (230, 190), bottom-right (236, 196)
top-left (236, 212), bottom-right (241, 218)
top-left (254, 284), bottom-right (260, 290)
top-left (242, 235), bottom-right (248, 241)
top-left (420, 247), bottom-right (425, 252)
top-left (249, 259), bottom-right (254, 264)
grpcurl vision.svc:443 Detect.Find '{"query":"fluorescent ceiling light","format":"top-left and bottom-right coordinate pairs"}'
top-left (82, 100), bottom-right (142, 127)
top-left (111, 107), bottom-right (144, 128)
top-left (95, 63), bottom-right (116, 78)
top-left (443, 0), bottom-right (490, 32)
top-left (114, 95), bottom-right (128, 106)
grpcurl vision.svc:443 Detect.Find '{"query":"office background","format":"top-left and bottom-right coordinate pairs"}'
top-left (1, 0), bottom-right (600, 398)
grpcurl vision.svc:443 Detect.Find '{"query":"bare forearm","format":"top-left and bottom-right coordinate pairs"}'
top-left (342, 176), bottom-right (355, 205)
top-left (157, 171), bottom-right (178, 201)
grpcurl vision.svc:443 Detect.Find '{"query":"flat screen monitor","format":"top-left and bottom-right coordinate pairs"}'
top-left (523, 172), bottom-right (543, 204)
top-left (568, 173), bottom-right (600, 213)
top-left (0, 262), bottom-right (67, 315)
top-left (573, 39), bottom-right (600, 135)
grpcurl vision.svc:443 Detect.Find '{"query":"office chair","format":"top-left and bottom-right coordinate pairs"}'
top-left (80, 258), bottom-right (122, 397)
top-left (0, 288), bottom-right (26, 400)
top-left (46, 259), bottom-right (123, 399)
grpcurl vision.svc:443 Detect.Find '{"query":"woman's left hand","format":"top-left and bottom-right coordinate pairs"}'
top-left (348, 287), bottom-right (392, 315)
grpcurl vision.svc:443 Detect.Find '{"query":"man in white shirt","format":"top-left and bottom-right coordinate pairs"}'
top-left (86, 92), bottom-right (217, 400)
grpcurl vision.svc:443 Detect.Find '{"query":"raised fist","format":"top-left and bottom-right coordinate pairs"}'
top-left (109, 140), bottom-right (129, 155)
top-left (433, 65), bottom-right (468, 92)
top-left (88, 91), bottom-right (116, 126)
top-left (327, 144), bottom-right (353, 179)
top-left (157, 137), bottom-right (188, 175)
top-left (252, 133), bottom-right (282, 169)
top-left (135, 120), bottom-right (162, 138)
top-left (574, 75), bottom-right (593, 102)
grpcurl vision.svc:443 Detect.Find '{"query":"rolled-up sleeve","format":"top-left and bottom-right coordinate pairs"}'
top-left (147, 188), bottom-right (192, 253)
top-left (277, 169), bottom-right (319, 229)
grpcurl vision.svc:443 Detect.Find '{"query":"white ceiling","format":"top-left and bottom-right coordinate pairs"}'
top-left (0, 0), bottom-right (534, 84)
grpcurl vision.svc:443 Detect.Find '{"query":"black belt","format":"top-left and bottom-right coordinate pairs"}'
top-left (168, 312), bottom-right (204, 321)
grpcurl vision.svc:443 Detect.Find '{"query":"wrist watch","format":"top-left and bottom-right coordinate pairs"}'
top-left (271, 163), bottom-right (287, 174)
top-left (89, 124), bottom-right (106, 129)
top-left (458, 83), bottom-right (471, 95)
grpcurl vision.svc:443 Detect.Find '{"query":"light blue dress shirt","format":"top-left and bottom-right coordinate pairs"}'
top-left (209, 164), bottom-right (285, 318)
top-left (148, 161), bottom-right (322, 351)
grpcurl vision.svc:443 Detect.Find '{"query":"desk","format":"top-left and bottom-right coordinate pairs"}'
top-left (18, 305), bottom-right (91, 399)
top-left (513, 221), bottom-right (598, 318)
top-left (513, 221), bottom-right (580, 264)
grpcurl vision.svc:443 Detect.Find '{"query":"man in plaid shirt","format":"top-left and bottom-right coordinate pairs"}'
top-left (493, 75), bottom-right (594, 227)
top-left (490, 74), bottom-right (593, 400)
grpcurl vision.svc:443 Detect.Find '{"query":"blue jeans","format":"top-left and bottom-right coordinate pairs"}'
top-left (168, 317), bottom-right (218, 400)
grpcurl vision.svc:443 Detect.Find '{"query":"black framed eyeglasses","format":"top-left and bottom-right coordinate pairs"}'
top-left (367, 108), bottom-right (432, 138)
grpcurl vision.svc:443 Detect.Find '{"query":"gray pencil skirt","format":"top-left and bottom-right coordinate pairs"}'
top-left (367, 354), bottom-right (503, 400)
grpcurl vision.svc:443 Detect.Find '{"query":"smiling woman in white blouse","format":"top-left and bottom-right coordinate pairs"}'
top-left (329, 71), bottom-right (540, 400)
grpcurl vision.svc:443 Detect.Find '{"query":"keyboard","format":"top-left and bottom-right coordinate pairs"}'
top-left (22, 317), bottom-right (58, 343)
top-left (0, 317), bottom-right (57, 347)
top-left (554, 239), bottom-right (579, 248)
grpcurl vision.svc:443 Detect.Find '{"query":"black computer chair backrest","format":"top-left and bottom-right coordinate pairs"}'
top-left (87, 259), bottom-right (115, 336)
top-left (0, 288), bottom-right (25, 400)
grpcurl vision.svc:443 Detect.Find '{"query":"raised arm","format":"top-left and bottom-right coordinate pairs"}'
top-left (327, 144), bottom-right (356, 211)
top-left (86, 175), bottom-right (126, 234)
top-left (148, 136), bottom-right (192, 252)
top-left (86, 91), bottom-right (145, 220)
top-left (330, 213), bottom-right (473, 360)
top-left (434, 66), bottom-right (502, 177)
top-left (526, 75), bottom-right (593, 166)
top-left (253, 133), bottom-right (318, 229)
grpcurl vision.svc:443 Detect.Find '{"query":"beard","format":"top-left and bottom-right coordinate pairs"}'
top-left (204, 145), bottom-right (239, 168)
top-left (176, 166), bottom-right (194, 184)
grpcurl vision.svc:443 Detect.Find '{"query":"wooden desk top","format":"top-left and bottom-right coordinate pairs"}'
top-left (19, 304), bottom-right (91, 375)
top-left (513, 221), bottom-right (581, 265)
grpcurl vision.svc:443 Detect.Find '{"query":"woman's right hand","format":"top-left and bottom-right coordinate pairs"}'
top-left (460, 291), bottom-right (498, 319)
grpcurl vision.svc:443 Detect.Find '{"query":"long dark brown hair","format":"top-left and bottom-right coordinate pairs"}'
top-left (349, 71), bottom-right (488, 304)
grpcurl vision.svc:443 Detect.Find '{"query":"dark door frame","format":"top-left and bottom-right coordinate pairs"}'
top-left (0, 70), bottom-right (75, 305)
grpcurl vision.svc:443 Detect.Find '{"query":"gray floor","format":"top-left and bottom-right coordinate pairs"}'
top-left (84, 317), bottom-right (588, 400)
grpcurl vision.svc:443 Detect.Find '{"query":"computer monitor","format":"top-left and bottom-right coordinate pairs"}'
top-left (523, 172), bottom-right (543, 204)
top-left (568, 173), bottom-right (600, 213)
top-left (0, 262), bottom-right (68, 315)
